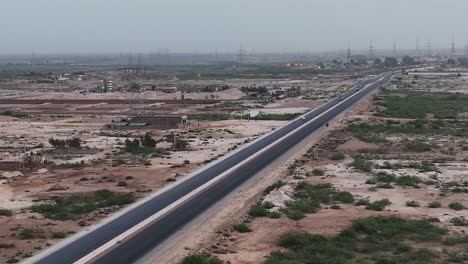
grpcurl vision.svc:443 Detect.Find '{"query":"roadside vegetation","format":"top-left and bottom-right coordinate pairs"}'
top-left (375, 92), bottom-right (468, 119)
top-left (31, 190), bottom-right (134, 220)
top-left (285, 183), bottom-right (354, 220)
top-left (181, 254), bottom-right (223, 264)
top-left (266, 215), bottom-right (468, 264)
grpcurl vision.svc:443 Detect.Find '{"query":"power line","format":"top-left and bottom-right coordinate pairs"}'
top-left (238, 45), bottom-right (247, 64)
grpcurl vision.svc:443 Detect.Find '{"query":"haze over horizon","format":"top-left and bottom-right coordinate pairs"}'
top-left (2, 0), bottom-right (468, 54)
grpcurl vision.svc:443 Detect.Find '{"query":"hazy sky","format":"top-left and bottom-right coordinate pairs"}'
top-left (1, 0), bottom-right (468, 54)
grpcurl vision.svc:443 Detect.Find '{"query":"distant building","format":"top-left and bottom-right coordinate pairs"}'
top-left (107, 115), bottom-right (188, 130)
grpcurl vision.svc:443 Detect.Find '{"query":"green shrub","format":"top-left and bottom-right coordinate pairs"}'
top-left (51, 232), bottom-right (67, 239)
top-left (351, 156), bottom-right (372, 172)
top-left (31, 190), bottom-right (134, 220)
top-left (312, 168), bottom-right (325, 176)
top-left (354, 199), bottom-right (370, 206)
top-left (406, 200), bottom-right (420, 207)
top-left (248, 205), bottom-right (269, 217)
top-left (397, 242), bottom-right (412, 253)
top-left (332, 191), bottom-right (354, 204)
top-left (267, 216), bottom-right (448, 264)
top-left (331, 152), bottom-right (346, 160)
top-left (269, 211), bottom-right (281, 219)
top-left (286, 209), bottom-right (305, 221)
top-left (448, 202), bottom-right (465, 211)
top-left (450, 216), bottom-right (468, 226)
top-left (262, 201), bottom-right (275, 209)
top-left (395, 176), bottom-right (421, 188)
top-left (405, 142), bottom-right (434, 152)
top-left (0, 208), bottom-right (13, 217)
top-left (366, 199), bottom-right (392, 211)
top-left (181, 254), bottom-right (223, 264)
top-left (19, 228), bottom-right (45, 240)
top-left (233, 223), bottom-right (252, 233)
top-left (428, 201), bottom-right (442, 208)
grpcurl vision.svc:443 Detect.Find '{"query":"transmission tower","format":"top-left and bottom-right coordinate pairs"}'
top-left (451, 33), bottom-right (456, 57)
top-left (137, 53), bottom-right (142, 66)
top-left (368, 40), bottom-right (375, 58)
top-left (238, 45), bottom-right (247, 64)
top-left (426, 40), bottom-right (432, 57)
top-left (393, 41), bottom-right (397, 57)
top-left (346, 41), bottom-right (351, 62)
top-left (416, 34), bottom-right (420, 56)
top-left (465, 42), bottom-right (468, 56)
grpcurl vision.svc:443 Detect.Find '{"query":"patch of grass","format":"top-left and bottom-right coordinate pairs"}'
top-left (331, 152), bottom-right (346, 160)
top-left (406, 200), bottom-right (420, 207)
top-left (269, 211), bottom-right (281, 219)
top-left (248, 204), bottom-right (269, 217)
top-left (428, 201), bottom-right (442, 208)
top-left (376, 92), bottom-right (468, 119)
top-left (31, 190), bottom-right (134, 220)
top-left (450, 216), bottom-right (468, 226)
top-left (405, 141), bottom-right (434, 152)
top-left (366, 199), bottom-right (392, 211)
top-left (312, 168), bottom-right (325, 176)
top-left (395, 175), bottom-right (421, 188)
top-left (0, 208), bottom-right (13, 216)
top-left (448, 202), bottom-right (465, 211)
top-left (252, 113), bottom-right (301, 121)
top-left (355, 199), bottom-right (370, 206)
top-left (233, 223), bottom-right (252, 233)
top-left (18, 228), bottom-right (45, 240)
top-left (181, 254), bottom-right (223, 264)
top-left (332, 191), bottom-right (355, 204)
top-left (286, 183), bottom-right (354, 220)
top-left (350, 156), bottom-right (373, 172)
top-left (267, 216), bottom-right (449, 264)
top-left (51, 232), bottom-right (67, 239)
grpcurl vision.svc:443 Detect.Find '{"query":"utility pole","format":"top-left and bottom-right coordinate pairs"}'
top-left (368, 40), bottom-right (375, 58)
top-left (416, 34), bottom-right (421, 57)
top-left (426, 40), bottom-right (432, 57)
top-left (451, 33), bottom-right (456, 57)
top-left (238, 45), bottom-right (246, 64)
top-left (346, 41), bottom-right (351, 63)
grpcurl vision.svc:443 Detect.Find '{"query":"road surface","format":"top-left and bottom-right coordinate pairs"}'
top-left (30, 72), bottom-right (392, 264)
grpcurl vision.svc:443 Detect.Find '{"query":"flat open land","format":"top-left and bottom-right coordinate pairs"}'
top-left (0, 64), bottom-right (363, 263)
top-left (185, 69), bottom-right (468, 264)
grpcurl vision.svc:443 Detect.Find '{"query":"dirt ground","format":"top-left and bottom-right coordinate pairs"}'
top-left (188, 72), bottom-right (468, 264)
top-left (0, 71), bottom-right (367, 263)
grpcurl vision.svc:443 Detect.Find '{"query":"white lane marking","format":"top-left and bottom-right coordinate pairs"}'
top-left (73, 73), bottom-right (389, 263)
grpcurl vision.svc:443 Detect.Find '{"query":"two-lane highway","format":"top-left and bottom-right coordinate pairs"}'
top-left (29, 72), bottom-right (392, 264)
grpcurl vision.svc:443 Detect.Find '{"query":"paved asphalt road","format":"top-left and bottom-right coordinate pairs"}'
top-left (33, 72), bottom-right (392, 264)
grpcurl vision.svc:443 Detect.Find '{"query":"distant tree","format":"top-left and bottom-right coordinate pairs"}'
top-left (447, 58), bottom-right (457, 65)
top-left (173, 138), bottom-right (189, 151)
top-left (67, 137), bottom-right (81, 148)
top-left (374, 58), bottom-right (382, 65)
top-left (141, 133), bottom-right (156, 148)
top-left (458, 58), bottom-right (468, 67)
top-left (402, 56), bottom-right (416, 65)
top-left (384, 57), bottom-right (398, 67)
top-left (49, 137), bottom-right (81, 149)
